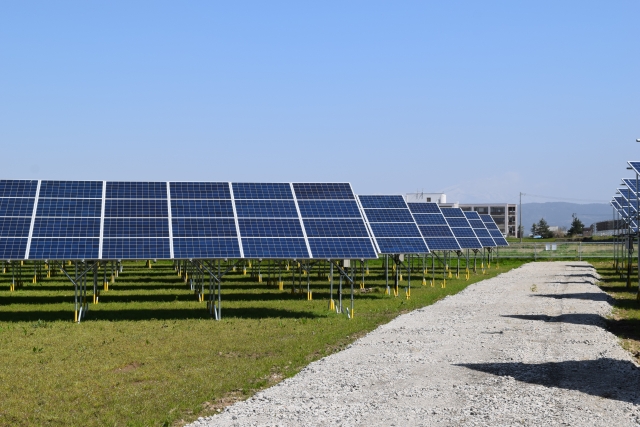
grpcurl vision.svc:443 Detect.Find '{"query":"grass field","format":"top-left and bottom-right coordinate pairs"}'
top-left (593, 260), bottom-right (640, 360)
top-left (0, 257), bottom-right (525, 427)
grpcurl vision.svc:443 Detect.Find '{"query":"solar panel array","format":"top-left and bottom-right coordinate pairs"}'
top-left (480, 215), bottom-right (509, 246)
top-left (0, 181), bottom-right (378, 260)
top-left (440, 208), bottom-right (483, 249)
top-left (464, 211), bottom-right (496, 247)
top-left (407, 203), bottom-right (461, 250)
top-left (357, 195), bottom-right (429, 254)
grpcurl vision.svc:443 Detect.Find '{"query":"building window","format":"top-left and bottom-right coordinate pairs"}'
top-left (491, 207), bottom-right (505, 215)
top-left (474, 207), bottom-right (488, 214)
top-left (427, 197), bottom-right (431, 202)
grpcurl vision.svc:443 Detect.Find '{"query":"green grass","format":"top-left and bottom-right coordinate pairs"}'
top-left (593, 260), bottom-right (640, 359)
top-left (0, 258), bottom-right (525, 426)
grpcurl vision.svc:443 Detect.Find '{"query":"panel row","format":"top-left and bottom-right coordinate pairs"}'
top-left (0, 237), bottom-right (377, 260)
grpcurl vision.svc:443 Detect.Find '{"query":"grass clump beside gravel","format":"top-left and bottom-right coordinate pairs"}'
top-left (0, 258), bottom-right (525, 427)
top-left (593, 260), bottom-right (640, 360)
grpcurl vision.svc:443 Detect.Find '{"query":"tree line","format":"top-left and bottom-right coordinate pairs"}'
top-left (529, 214), bottom-right (584, 238)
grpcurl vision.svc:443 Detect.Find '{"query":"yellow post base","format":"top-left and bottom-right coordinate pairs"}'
top-left (104, 282), bottom-right (109, 291)
top-left (455, 273), bottom-right (459, 279)
top-left (393, 287), bottom-right (399, 297)
top-left (399, 274), bottom-right (403, 281)
top-left (278, 281), bottom-right (284, 291)
top-left (93, 294), bottom-right (97, 304)
top-left (33, 275), bottom-right (36, 284)
top-left (430, 280), bottom-right (434, 287)
top-left (286, 264), bottom-right (290, 271)
top-left (74, 310), bottom-right (78, 322)
top-left (465, 272), bottom-right (470, 280)
top-left (366, 268), bottom-right (369, 276)
top-left (232, 266), bottom-right (236, 272)
top-left (359, 282), bottom-right (365, 289)
top-left (258, 274), bottom-right (262, 283)
top-left (442, 279), bottom-right (446, 288)
top-left (243, 267), bottom-right (247, 275)
top-left (248, 261), bottom-right (252, 268)
top-left (351, 308), bottom-right (354, 318)
top-left (448, 271), bottom-right (452, 279)
top-left (10, 283), bottom-right (14, 291)
top-left (329, 299), bottom-right (335, 310)
top-left (307, 291), bottom-right (312, 301)
top-left (384, 287), bottom-right (390, 295)
top-left (422, 277), bottom-right (426, 286)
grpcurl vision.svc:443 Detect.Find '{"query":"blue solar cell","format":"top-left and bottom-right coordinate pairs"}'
top-left (293, 183), bottom-right (354, 200)
top-left (364, 209), bottom-right (415, 223)
top-left (493, 237), bottom-right (509, 246)
top-left (370, 223), bottom-right (422, 238)
top-left (103, 218), bottom-right (169, 237)
top-left (105, 200), bottom-right (168, 217)
top-left (358, 195), bottom-right (406, 209)
top-left (456, 237), bottom-right (483, 249)
top-left (102, 238), bottom-right (170, 259)
top-left (238, 219), bottom-right (303, 237)
top-left (242, 238), bottom-right (309, 258)
top-left (37, 199), bottom-right (101, 217)
top-left (451, 228), bottom-right (477, 238)
top-left (488, 229), bottom-right (504, 238)
top-left (172, 218), bottom-right (237, 237)
top-left (407, 203), bottom-right (441, 214)
top-left (33, 218), bottom-right (101, 237)
top-left (464, 211), bottom-right (482, 220)
top-left (0, 238), bottom-right (28, 259)
top-left (423, 237), bottom-right (460, 251)
top-left (29, 238), bottom-right (99, 259)
top-left (303, 219), bottom-right (369, 237)
top-left (446, 217), bottom-right (471, 227)
top-left (297, 200), bottom-right (361, 218)
top-left (173, 238), bottom-right (241, 258)
top-left (441, 208), bottom-right (465, 218)
top-left (419, 225), bottom-right (454, 237)
top-left (106, 182), bottom-right (167, 199)
top-left (629, 162), bottom-right (640, 175)
top-left (0, 218), bottom-right (31, 237)
top-left (0, 180), bottom-right (38, 198)
top-left (479, 237), bottom-right (497, 247)
top-left (39, 181), bottom-right (102, 198)
top-left (169, 182), bottom-right (230, 199)
top-left (0, 198), bottom-right (35, 216)
top-left (473, 228), bottom-right (492, 238)
top-left (413, 214), bottom-right (448, 226)
top-left (468, 219), bottom-right (485, 229)
top-left (234, 200), bottom-right (298, 218)
top-left (232, 183), bottom-right (293, 200)
top-left (308, 238), bottom-right (377, 258)
top-left (171, 199), bottom-right (233, 218)
top-left (375, 238), bottom-right (428, 254)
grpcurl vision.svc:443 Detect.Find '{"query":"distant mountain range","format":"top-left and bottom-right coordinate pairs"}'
top-left (521, 202), bottom-right (612, 230)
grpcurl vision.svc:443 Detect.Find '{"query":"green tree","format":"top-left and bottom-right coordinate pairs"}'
top-left (567, 213), bottom-right (584, 236)
top-left (534, 218), bottom-right (553, 238)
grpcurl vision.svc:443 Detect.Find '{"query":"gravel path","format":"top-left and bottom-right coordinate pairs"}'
top-left (188, 261), bottom-right (640, 426)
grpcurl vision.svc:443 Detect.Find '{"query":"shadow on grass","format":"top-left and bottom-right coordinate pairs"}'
top-left (0, 306), bottom-right (322, 322)
top-left (456, 358), bottom-right (640, 403)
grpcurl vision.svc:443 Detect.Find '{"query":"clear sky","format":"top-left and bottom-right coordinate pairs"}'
top-left (1, 1), bottom-right (638, 203)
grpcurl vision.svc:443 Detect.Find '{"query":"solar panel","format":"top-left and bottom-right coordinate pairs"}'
top-left (0, 180), bottom-right (38, 198)
top-left (296, 184), bottom-right (377, 259)
top-left (628, 161), bottom-right (640, 175)
top-left (358, 195), bottom-right (428, 254)
top-left (464, 211), bottom-right (496, 247)
top-left (0, 181), bottom-right (378, 260)
top-left (407, 203), bottom-right (460, 251)
top-left (623, 178), bottom-right (638, 193)
top-left (480, 215), bottom-right (509, 246)
top-left (440, 208), bottom-right (482, 249)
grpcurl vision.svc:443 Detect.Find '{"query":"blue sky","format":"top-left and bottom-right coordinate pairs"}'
top-left (1, 1), bottom-right (638, 203)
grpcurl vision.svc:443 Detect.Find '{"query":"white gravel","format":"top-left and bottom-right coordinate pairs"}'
top-left (187, 261), bottom-right (640, 427)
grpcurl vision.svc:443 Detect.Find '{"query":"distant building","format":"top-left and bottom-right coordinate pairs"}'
top-left (404, 192), bottom-right (517, 237)
top-left (405, 192), bottom-right (447, 204)
top-left (458, 203), bottom-right (517, 237)
top-left (590, 219), bottom-right (625, 236)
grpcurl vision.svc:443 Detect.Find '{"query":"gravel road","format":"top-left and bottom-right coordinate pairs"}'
top-left (187, 261), bottom-right (640, 426)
